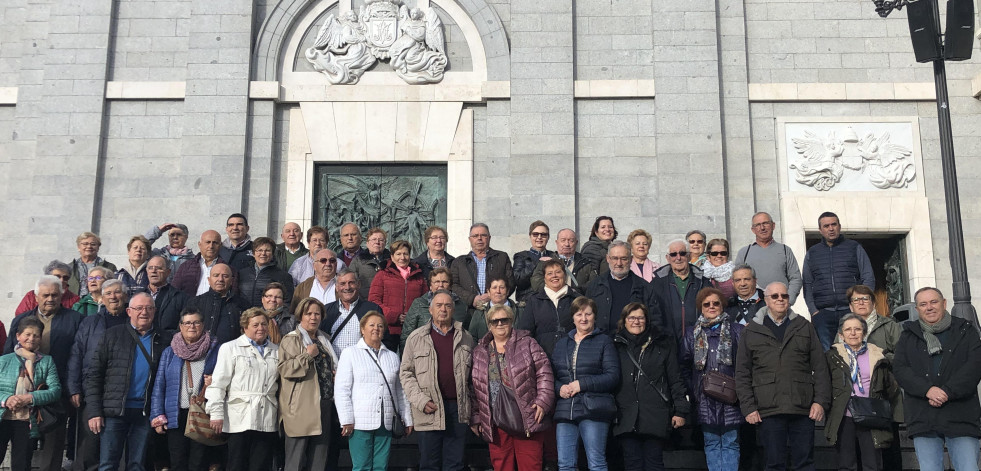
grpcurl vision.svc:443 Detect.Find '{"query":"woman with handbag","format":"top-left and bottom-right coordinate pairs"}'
top-left (825, 314), bottom-right (901, 471)
top-left (150, 308), bottom-right (221, 471)
top-left (334, 310), bottom-right (413, 471)
top-left (614, 302), bottom-right (689, 471)
top-left (0, 317), bottom-right (61, 471)
top-left (471, 304), bottom-right (556, 470)
top-left (278, 297), bottom-right (339, 471)
top-left (680, 287), bottom-right (744, 471)
top-left (550, 296), bottom-right (620, 471)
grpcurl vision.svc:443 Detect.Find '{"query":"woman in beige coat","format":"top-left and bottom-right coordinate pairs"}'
top-left (278, 297), bottom-right (339, 471)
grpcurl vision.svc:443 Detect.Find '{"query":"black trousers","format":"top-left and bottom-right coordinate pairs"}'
top-left (416, 400), bottom-right (467, 471)
top-left (226, 430), bottom-right (277, 471)
top-left (620, 433), bottom-right (666, 471)
top-left (166, 408), bottom-right (210, 471)
top-left (835, 417), bottom-right (880, 471)
top-left (0, 420), bottom-right (33, 471)
top-left (73, 408), bottom-right (100, 471)
top-left (758, 414), bottom-right (815, 471)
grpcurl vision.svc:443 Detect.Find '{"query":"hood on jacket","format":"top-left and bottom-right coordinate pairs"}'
top-left (751, 306), bottom-right (800, 325)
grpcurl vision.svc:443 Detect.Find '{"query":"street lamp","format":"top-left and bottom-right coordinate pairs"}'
top-left (870, 0), bottom-right (979, 329)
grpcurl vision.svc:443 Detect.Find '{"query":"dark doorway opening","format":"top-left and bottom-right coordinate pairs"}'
top-left (806, 232), bottom-right (909, 316)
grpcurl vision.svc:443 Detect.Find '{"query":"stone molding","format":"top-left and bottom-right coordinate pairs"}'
top-left (573, 80), bottom-right (656, 98)
top-left (104, 82), bottom-right (186, 100)
top-left (0, 87), bottom-right (16, 105)
top-left (749, 82), bottom-right (936, 102)
top-left (973, 73), bottom-right (981, 99)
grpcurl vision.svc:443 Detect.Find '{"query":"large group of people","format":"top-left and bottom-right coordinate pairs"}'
top-left (0, 210), bottom-right (979, 471)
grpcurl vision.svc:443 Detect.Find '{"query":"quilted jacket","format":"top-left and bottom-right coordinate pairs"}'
top-left (149, 339), bottom-right (220, 428)
top-left (334, 338), bottom-right (413, 432)
top-left (368, 261), bottom-right (428, 336)
top-left (550, 328), bottom-right (620, 423)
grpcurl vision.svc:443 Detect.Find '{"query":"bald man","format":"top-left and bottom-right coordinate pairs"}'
top-left (183, 263), bottom-right (249, 343)
top-left (172, 230), bottom-right (226, 297)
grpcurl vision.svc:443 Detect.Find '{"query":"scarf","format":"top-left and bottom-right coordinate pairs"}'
top-left (298, 328), bottom-right (335, 400)
top-left (171, 332), bottom-right (212, 361)
top-left (123, 261), bottom-right (148, 280)
top-left (701, 260), bottom-right (734, 282)
top-left (165, 246), bottom-right (193, 257)
top-left (545, 285), bottom-right (568, 309)
top-left (844, 342), bottom-right (868, 393)
top-left (618, 327), bottom-right (652, 359)
top-left (693, 313), bottom-right (732, 370)
top-left (919, 310), bottom-right (952, 356)
top-left (10, 346), bottom-right (37, 420)
top-left (862, 309), bottom-right (880, 341)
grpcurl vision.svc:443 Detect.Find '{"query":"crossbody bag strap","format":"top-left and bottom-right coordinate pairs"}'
top-left (366, 350), bottom-right (401, 417)
top-left (491, 340), bottom-right (512, 389)
top-left (330, 310), bottom-right (357, 342)
top-left (126, 327), bottom-right (153, 364)
top-left (624, 349), bottom-right (670, 403)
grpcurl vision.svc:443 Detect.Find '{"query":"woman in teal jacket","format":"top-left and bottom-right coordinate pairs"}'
top-left (0, 317), bottom-right (62, 471)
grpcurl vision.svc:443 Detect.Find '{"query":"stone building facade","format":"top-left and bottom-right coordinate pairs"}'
top-left (0, 0), bottom-right (979, 319)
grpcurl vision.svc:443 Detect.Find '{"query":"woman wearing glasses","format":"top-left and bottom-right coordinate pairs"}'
top-left (701, 239), bottom-right (736, 300)
top-left (845, 285), bottom-right (902, 357)
top-left (680, 288), bottom-right (744, 471)
top-left (411, 226), bottom-right (455, 281)
top-left (72, 266), bottom-right (115, 316)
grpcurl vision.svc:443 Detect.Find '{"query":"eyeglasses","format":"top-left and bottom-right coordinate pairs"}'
top-left (609, 256), bottom-right (631, 262)
top-left (752, 221), bottom-right (773, 229)
top-left (530, 232), bottom-right (549, 238)
top-left (253, 249), bottom-right (273, 255)
top-left (688, 239), bottom-right (704, 245)
top-left (668, 251), bottom-right (689, 258)
top-left (768, 293), bottom-right (790, 300)
top-left (86, 276), bottom-right (105, 282)
top-left (429, 236), bottom-right (447, 241)
top-left (262, 294), bottom-right (284, 301)
top-left (708, 251), bottom-right (729, 257)
top-left (129, 306), bottom-right (157, 312)
top-left (79, 242), bottom-right (99, 248)
top-left (180, 321), bottom-right (203, 327)
top-left (702, 300), bottom-right (722, 308)
top-left (850, 296), bottom-right (872, 304)
top-left (488, 318), bottom-right (512, 326)
top-left (316, 258), bottom-right (337, 264)
top-left (625, 316), bottom-right (646, 323)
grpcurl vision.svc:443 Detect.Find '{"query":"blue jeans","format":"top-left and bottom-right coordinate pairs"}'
top-left (99, 408), bottom-right (151, 471)
top-left (812, 309), bottom-right (844, 351)
top-left (703, 425), bottom-right (740, 471)
top-left (556, 420), bottom-right (609, 471)
top-left (913, 435), bottom-right (981, 471)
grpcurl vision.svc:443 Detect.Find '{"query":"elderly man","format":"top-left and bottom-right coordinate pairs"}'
top-left (274, 222), bottom-right (308, 272)
top-left (144, 222), bottom-right (195, 278)
top-left (146, 255), bottom-right (187, 340)
top-left (219, 213), bottom-right (254, 271)
top-left (734, 212), bottom-right (803, 304)
top-left (84, 293), bottom-right (165, 471)
top-left (338, 222), bottom-right (364, 267)
top-left (513, 220), bottom-right (557, 301)
top-left (184, 263), bottom-right (250, 344)
top-left (531, 228), bottom-right (597, 292)
top-left (585, 240), bottom-right (663, 336)
top-left (802, 211), bottom-right (876, 351)
top-left (321, 269), bottom-right (382, 355)
top-left (894, 287), bottom-right (981, 471)
top-left (652, 239), bottom-right (707, 337)
top-left (349, 227), bottom-right (391, 299)
top-left (172, 230), bottom-right (225, 297)
top-left (292, 248), bottom-right (340, 313)
top-left (725, 263), bottom-right (766, 325)
top-left (68, 232), bottom-right (118, 296)
top-left (289, 226), bottom-right (346, 285)
top-left (735, 282), bottom-right (830, 471)
top-left (15, 259), bottom-right (80, 315)
top-left (69, 279), bottom-right (130, 471)
top-left (450, 223), bottom-right (514, 319)
top-left (400, 290), bottom-right (475, 471)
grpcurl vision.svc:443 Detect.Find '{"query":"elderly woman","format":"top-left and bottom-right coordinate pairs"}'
top-left (846, 285), bottom-right (902, 358)
top-left (278, 297), bottom-right (338, 471)
top-left (238, 237), bottom-right (295, 308)
top-left (15, 260), bottom-right (80, 315)
top-left (680, 288), bottom-right (744, 471)
top-left (206, 308), bottom-right (280, 471)
top-left (701, 238), bottom-right (736, 299)
top-left (71, 266), bottom-right (114, 316)
top-left (261, 282), bottom-right (292, 344)
top-left (400, 268), bottom-right (468, 352)
top-left (145, 223), bottom-right (195, 279)
top-left (68, 232), bottom-right (117, 296)
top-left (469, 277), bottom-right (521, 341)
top-left (0, 317), bottom-right (61, 471)
top-left (150, 308), bottom-right (220, 471)
top-left (825, 314), bottom-right (901, 471)
top-left (516, 259), bottom-right (578, 356)
top-left (551, 296), bottom-right (620, 471)
top-left (116, 235), bottom-right (152, 296)
top-left (581, 216), bottom-right (617, 273)
top-left (411, 226), bottom-right (455, 281)
top-left (335, 311), bottom-right (413, 470)
top-left (687, 230), bottom-right (708, 267)
top-left (369, 240), bottom-right (428, 351)
top-left (627, 229), bottom-right (659, 283)
top-left (471, 305), bottom-right (555, 470)
top-left (349, 228), bottom-right (391, 299)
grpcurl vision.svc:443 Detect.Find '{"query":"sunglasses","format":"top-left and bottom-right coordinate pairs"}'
top-left (708, 251), bottom-right (729, 257)
top-left (702, 300), bottom-right (721, 308)
top-left (688, 239), bottom-right (704, 245)
top-left (768, 293), bottom-right (790, 300)
top-left (668, 251), bottom-right (689, 258)
top-left (530, 232), bottom-right (549, 238)
top-left (316, 258), bottom-right (337, 264)
top-left (488, 318), bottom-right (512, 326)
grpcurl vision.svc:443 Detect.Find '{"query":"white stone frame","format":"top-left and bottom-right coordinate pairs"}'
top-left (775, 116), bottom-right (937, 313)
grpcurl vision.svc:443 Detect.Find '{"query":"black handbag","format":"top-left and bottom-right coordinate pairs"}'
top-left (701, 370), bottom-right (738, 405)
top-left (847, 396), bottom-right (892, 430)
top-left (582, 393), bottom-right (617, 419)
top-left (491, 345), bottom-right (526, 436)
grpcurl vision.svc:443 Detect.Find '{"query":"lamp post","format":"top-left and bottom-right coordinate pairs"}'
top-left (871, 0), bottom-right (978, 329)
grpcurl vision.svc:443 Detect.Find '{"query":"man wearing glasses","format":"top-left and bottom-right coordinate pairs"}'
top-left (450, 223), bottom-right (514, 320)
top-left (652, 239), bottom-right (707, 338)
top-left (292, 248), bottom-right (340, 312)
top-left (587, 240), bottom-right (664, 337)
top-left (735, 282), bottom-right (830, 471)
top-left (734, 212), bottom-right (803, 304)
top-left (512, 220), bottom-right (557, 301)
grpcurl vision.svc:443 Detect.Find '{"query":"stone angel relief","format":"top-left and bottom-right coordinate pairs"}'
top-left (305, 11), bottom-right (377, 85)
top-left (789, 126), bottom-right (915, 191)
top-left (388, 6), bottom-right (447, 84)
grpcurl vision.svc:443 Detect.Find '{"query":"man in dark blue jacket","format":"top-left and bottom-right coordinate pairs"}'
top-left (184, 263), bottom-right (249, 344)
top-left (651, 239), bottom-right (707, 339)
top-left (586, 241), bottom-right (664, 337)
top-left (219, 213), bottom-right (254, 272)
top-left (801, 212), bottom-right (875, 350)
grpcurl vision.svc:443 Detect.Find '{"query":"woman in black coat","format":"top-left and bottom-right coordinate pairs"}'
top-left (516, 259), bottom-right (579, 356)
top-left (614, 302), bottom-right (689, 471)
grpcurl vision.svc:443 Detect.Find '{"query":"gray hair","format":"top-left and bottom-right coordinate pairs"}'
top-left (686, 230), bottom-right (707, 241)
top-left (838, 313), bottom-right (868, 336)
top-left (607, 240), bottom-right (630, 256)
top-left (431, 289), bottom-right (454, 302)
top-left (35, 275), bottom-right (63, 295)
top-left (129, 292), bottom-right (153, 306)
top-left (732, 263), bottom-right (757, 279)
top-left (485, 304), bottom-right (515, 328)
top-left (88, 266), bottom-right (114, 279)
top-left (100, 279), bottom-right (127, 296)
top-left (763, 281), bottom-right (788, 295)
top-left (469, 222), bottom-right (490, 233)
top-left (172, 224), bottom-right (189, 236)
top-left (43, 260), bottom-right (71, 275)
top-left (335, 268), bottom-right (358, 284)
top-left (666, 238), bottom-right (690, 254)
top-left (557, 228), bottom-right (577, 240)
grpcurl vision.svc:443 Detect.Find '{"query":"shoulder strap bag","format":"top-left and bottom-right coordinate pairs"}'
top-left (623, 347), bottom-right (670, 403)
top-left (183, 361), bottom-right (227, 445)
top-left (490, 341), bottom-right (526, 437)
top-left (367, 349), bottom-right (407, 438)
top-left (330, 309), bottom-right (358, 342)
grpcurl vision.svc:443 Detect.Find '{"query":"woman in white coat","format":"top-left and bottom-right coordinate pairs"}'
top-left (205, 308), bottom-right (280, 471)
top-left (334, 311), bottom-right (413, 471)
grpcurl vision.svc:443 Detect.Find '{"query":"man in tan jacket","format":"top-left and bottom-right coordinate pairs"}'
top-left (400, 290), bottom-right (475, 471)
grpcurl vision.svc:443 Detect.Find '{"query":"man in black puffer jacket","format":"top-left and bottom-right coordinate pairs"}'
top-left (83, 293), bottom-right (165, 471)
top-left (185, 263), bottom-right (250, 344)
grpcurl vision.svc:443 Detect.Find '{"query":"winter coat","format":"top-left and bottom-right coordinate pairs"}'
top-left (0, 352), bottom-right (61, 438)
top-left (580, 236), bottom-right (611, 274)
top-left (72, 294), bottom-right (100, 316)
top-left (151, 284), bottom-right (188, 343)
top-left (450, 249), bottom-right (514, 317)
top-left (516, 288), bottom-right (578, 356)
top-left (411, 252), bottom-right (456, 282)
top-left (335, 338), bottom-right (413, 432)
top-left (184, 289), bottom-right (250, 344)
top-left (144, 225), bottom-right (196, 279)
top-left (614, 329), bottom-right (690, 438)
top-left (205, 335), bottom-right (279, 433)
top-left (585, 272), bottom-right (664, 337)
top-left (83, 325), bottom-right (164, 419)
top-left (278, 328), bottom-right (338, 437)
top-left (149, 339), bottom-right (220, 427)
top-left (399, 321), bottom-right (475, 431)
top-left (866, 314), bottom-right (903, 359)
top-left (725, 289), bottom-right (765, 325)
top-left (236, 263), bottom-right (295, 308)
top-left (651, 264), bottom-right (707, 339)
top-left (734, 307), bottom-right (831, 418)
top-left (349, 250), bottom-right (391, 300)
top-left (469, 300), bottom-right (523, 342)
top-left (67, 308), bottom-right (129, 397)
top-left (171, 254), bottom-right (225, 298)
top-left (680, 320), bottom-right (745, 427)
top-left (400, 292), bottom-right (468, 352)
top-left (470, 329), bottom-right (555, 441)
top-left (368, 261), bottom-right (428, 336)
top-left (550, 328), bottom-right (620, 423)
top-left (801, 236), bottom-right (875, 314)
top-left (320, 298), bottom-right (383, 340)
top-left (116, 265), bottom-right (150, 296)
top-left (274, 242), bottom-right (308, 273)
top-left (15, 290), bottom-right (80, 316)
top-left (893, 315), bottom-right (981, 438)
top-left (68, 258), bottom-right (117, 297)
top-left (219, 239), bottom-right (254, 273)
top-left (825, 343), bottom-right (902, 448)
top-left (513, 249), bottom-right (557, 301)
top-left (6, 307), bottom-right (83, 397)
top-left (530, 253), bottom-right (598, 293)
